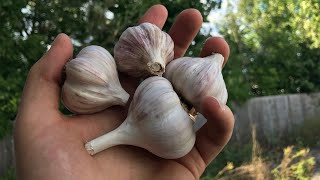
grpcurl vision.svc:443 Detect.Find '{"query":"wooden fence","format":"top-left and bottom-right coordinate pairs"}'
top-left (231, 93), bottom-right (320, 144)
top-left (0, 136), bottom-right (14, 176)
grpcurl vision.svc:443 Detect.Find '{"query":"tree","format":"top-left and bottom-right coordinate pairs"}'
top-left (221, 0), bottom-right (320, 103)
top-left (0, 0), bottom-right (222, 138)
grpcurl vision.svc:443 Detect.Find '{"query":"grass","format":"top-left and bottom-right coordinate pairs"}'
top-left (201, 124), bottom-right (318, 180)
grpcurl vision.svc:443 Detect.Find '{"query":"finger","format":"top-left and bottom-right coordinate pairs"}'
top-left (169, 9), bottom-right (203, 58)
top-left (195, 97), bottom-right (234, 165)
top-left (18, 34), bottom-right (73, 119)
top-left (138, 4), bottom-right (168, 28)
top-left (200, 37), bottom-right (230, 67)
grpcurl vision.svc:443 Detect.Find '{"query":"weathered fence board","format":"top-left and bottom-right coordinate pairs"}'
top-left (231, 93), bottom-right (320, 144)
top-left (0, 136), bottom-right (14, 176)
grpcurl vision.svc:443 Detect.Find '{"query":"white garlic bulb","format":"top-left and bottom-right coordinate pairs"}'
top-left (164, 53), bottom-right (228, 111)
top-left (114, 22), bottom-right (174, 77)
top-left (62, 45), bottom-right (129, 114)
top-left (85, 76), bottom-right (196, 159)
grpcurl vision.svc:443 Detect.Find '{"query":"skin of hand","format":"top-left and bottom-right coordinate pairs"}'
top-left (14, 5), bottom-right (234, 180)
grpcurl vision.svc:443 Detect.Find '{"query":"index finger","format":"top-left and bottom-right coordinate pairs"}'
top-left (138, 4), bottom-right (168, 28)
top-left (169, 9), bottom-right (203, 59)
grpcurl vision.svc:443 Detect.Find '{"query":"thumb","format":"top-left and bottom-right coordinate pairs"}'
top-left (38, 33), bottom-right (73, 86)
top-left (18, 34), bottom-right (73, 120)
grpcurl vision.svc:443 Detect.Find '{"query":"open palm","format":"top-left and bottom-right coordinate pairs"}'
top-left (14, 5), bottom-right (234, 180)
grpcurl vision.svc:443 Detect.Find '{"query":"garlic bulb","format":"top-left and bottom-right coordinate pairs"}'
top-left (114, 22), bottom-right (174, 77)
top-left (164, 53), bottom-right (228, 111)
top-left (62, 45), bottom-right (129, 114)
top-left (85, 76), bottom-right (196, 159)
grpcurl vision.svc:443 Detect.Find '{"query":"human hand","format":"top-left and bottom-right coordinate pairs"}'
top-left (14, 5), bottom-right (234, 180)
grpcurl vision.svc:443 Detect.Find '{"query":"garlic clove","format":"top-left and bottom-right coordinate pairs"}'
top-left (114, 22), bottom-right (174, 78)
top-left (85, 76), bottom-right (196, 159)
top-left (62, 45), bottom-right (129, 114)
top-left (164, 53), bottom-right (228, 112)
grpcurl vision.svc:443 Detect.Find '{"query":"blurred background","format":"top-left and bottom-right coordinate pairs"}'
top-left (0, 0), bottom-right (319, 179)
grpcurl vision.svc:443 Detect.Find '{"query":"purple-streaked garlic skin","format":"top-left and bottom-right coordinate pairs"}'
top-left (164, 53), bottom-right (228, 111)
top-left (85, 76), bottom-right (196, 159)
top-left (62, 45), bottom-right (129, 114)
top-left (114, 22), bottom-right (174, 78)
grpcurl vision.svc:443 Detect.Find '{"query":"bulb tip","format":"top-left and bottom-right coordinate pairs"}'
top-left (85, 142), bottom-right (95, 155)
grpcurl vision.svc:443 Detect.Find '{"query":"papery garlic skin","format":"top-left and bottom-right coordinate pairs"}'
top-left (114, 22), bottom-right (174, 77)
top-left (164, 53), bottom-right (228, 111)
top-left (85, 76), bottom-right (195, 159)
top-left (62, 45), bottom-right (129, 114)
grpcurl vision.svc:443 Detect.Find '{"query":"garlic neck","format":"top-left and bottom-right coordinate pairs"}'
top-left (85, 122), bottom-right (132, 155)
top-left (209, 53), bottom-right (224, 68)
top-left (115, 89), bottom-right (130, 106)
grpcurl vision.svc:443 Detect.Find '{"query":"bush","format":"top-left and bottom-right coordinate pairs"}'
top-left (272, 146), bottom-right (316, 180)
top-left (201, 125), bottom-right (317, 180)
top-left (201, 142), bottom-right (252, 179)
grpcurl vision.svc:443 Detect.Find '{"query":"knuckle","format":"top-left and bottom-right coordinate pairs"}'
top-left (27, 60), bottom-right (44, 80)
top-left (29, 62), bottom-right (41, 75)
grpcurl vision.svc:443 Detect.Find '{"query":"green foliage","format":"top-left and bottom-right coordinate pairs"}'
top-left (201, 142), bottom-right (252, 178)
top-left (221, 0), bottom-right (320, 103)
top-left (272, 146), bottom-right (316, 180)
top-left (201, 125), bottom-right (318, 179)
top-left (201, 143), bottom-right (317, 179)
top-left (0, 0), bottom-right (221, 138)
top-left (0, 167), bottom-right (16, 180)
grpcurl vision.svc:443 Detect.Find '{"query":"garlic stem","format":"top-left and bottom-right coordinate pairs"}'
top-left (85, 124), bottom-right (130, 155)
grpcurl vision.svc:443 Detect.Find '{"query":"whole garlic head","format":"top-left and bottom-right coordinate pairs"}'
top-left (85, 76), bottom-right (196, 159)
top-left (114, 22), bottom-right (174, 77)
top-left (62, 45), bottom-right (129, 114)
top-left (164, 53), bottom-right (228, 111)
